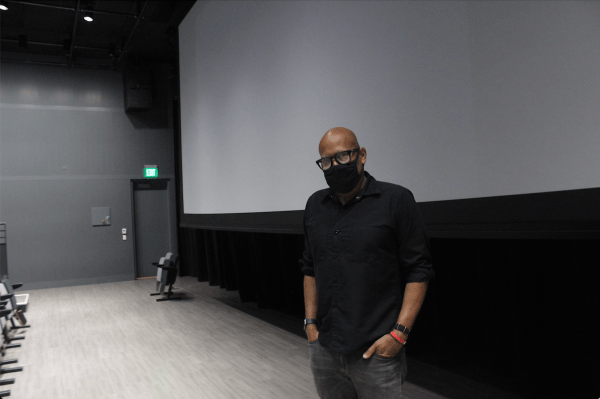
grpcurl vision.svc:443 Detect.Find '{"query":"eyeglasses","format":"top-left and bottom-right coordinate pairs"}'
top-left (316, 147), bottom-right (360, 170)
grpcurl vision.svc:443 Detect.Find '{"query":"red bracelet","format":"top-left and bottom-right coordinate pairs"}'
top-left (390, 331), bottom-right (406, 345)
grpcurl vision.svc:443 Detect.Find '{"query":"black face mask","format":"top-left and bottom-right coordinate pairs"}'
top-left (323, 157), bottom-right (363, 194)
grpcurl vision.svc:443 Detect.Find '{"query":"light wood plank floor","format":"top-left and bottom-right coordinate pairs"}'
top-left (6, 277), bottom-right (523, 399)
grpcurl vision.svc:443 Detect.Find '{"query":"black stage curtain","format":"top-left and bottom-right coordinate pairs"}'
top-left (413, 238), bottom-right (599, 399)
top-left (179, 229), bottom-right (599, 399)
top-left (180, 228), bottom-right (306, 316)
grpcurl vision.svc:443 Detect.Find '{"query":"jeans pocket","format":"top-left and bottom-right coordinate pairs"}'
top-left (372, 352), bottom-right (396, 360)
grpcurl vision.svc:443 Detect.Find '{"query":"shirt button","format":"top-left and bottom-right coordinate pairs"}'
top-left (356, 196), bottom-right (360, 199)
top-left (335, 229), bottom-right (339, 234)
top-left (333, 253), bottom-right (338, 258)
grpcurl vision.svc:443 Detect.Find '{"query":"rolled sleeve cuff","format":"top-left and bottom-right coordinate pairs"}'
top-left (404, 268), bottom-right (435, 283)
top-left (299, 259), bottom-right (315, 277)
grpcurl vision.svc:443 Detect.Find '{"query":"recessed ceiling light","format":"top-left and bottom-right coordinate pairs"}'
top-left (83, 11), bottom-right (93, 22)
top-left (0, 4), bottom-right (8, 11)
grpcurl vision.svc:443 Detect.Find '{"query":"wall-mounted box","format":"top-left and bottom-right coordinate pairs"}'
top-left (92, 207), bottom-right (111, 226)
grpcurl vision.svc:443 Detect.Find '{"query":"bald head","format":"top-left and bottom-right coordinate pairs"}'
top-left (319, 127), bottom-right (359, 157)
top-left (318, 127), bottom-right (367, 196)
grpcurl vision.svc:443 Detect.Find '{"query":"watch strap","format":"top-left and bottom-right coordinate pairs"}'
top-left (394, 323), bottom-right (411, 336)
top-left (304, 318), bottom-right (318, 330)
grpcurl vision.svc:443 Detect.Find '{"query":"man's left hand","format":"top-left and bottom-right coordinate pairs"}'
top-left (363, 333), bottom-right (403, 359)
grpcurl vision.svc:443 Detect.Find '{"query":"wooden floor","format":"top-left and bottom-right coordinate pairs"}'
top-left (6, 277), bottom-right (524, 399)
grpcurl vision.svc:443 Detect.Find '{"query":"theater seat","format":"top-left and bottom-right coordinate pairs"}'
top-left (153, 254), bottom-right (184, 302)
top-left (151, 252), bottom-right (172, 295)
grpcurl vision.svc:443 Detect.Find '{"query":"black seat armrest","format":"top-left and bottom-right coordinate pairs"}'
top-left (0, 294), bottom-right (13, 301)
top-left (11, 284), bottom-right (23, 290)
top-left (156, 265), bottom-right (177, 271)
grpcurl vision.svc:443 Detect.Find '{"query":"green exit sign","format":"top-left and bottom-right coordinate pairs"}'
top-left (144, 167), bottom-right (158, 179)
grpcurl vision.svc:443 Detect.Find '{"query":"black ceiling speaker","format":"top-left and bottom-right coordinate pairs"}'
top-left (123, 67), bottom-right (153, 112)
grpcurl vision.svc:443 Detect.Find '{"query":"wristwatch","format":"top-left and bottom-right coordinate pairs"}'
top-left (304, 318), bottom-right (318, 331)
top-left (394, 324), bottom-right (411, 336)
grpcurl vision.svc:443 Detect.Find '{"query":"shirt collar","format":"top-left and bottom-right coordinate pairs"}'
top-left (320, 171), bottom-right (381, 203)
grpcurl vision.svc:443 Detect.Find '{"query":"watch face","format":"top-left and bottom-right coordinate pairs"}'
top-left (396, 324), bottom-right (410, 335)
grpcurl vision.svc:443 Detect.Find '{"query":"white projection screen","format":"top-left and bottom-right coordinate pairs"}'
top-left (178, 1), bottom-right (600, 233)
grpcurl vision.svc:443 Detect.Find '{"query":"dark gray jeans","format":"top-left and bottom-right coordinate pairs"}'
top-left (309, 339), bottom-right (407, 399)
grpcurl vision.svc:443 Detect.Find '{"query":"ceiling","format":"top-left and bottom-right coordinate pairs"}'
top-left (0, 0), bottom-right (197, 69)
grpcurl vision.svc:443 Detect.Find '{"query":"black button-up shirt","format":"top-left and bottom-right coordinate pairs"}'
top-left (299, 171), bottom-right (434, 354)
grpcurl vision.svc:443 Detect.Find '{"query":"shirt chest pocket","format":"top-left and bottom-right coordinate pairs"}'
top-left (349, 223), bottom-right (398, 264)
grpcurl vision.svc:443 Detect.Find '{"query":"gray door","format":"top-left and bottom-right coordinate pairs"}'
top-left (132, 179), bottom-right (171, 278)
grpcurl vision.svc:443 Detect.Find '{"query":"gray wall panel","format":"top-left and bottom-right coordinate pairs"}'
top-left (1, 179), bottom-right (135, 283)
top-left (0, 62), bottom-right (176, 289)
top-left (0, 108), bottom-right (174, 177)
top-left (0, 64), bottom-right (122, 108)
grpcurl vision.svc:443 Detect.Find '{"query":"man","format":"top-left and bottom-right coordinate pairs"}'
top-left (299, 127), bottom-right (434, 398)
